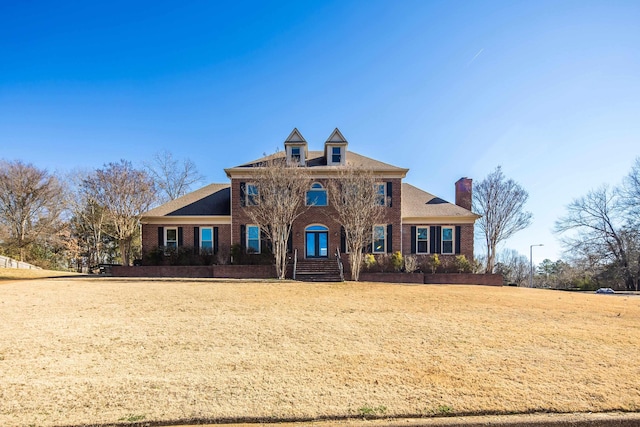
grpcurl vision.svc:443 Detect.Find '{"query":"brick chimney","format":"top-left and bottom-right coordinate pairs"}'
top-left (455, 178), bottom-right (473, 211)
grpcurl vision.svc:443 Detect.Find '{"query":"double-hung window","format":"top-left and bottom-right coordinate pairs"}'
top-left (332, 146), bottom-right (341, 163)
top-left (375, 183), bottom-right (386, 206)
top-left (200, 227), bottom-right (213, 253)
top-left (372, 225), bottom-right (386, 254)
top-left (247, 225), bottom-right (260, 253)
top-left (291, 147), bottom-right (301, 163)
top-left (417, 227), bottom-right (429, 254)
top-left (246, 183), bottom-right (259, 206)
top-left (442, 227), bottom-right (454, 254)
top-left (165, 227), bottom-right (178, 249)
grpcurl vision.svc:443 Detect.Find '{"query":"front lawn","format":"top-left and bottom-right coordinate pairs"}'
top-left (1, 278), bottom-right (638, 426)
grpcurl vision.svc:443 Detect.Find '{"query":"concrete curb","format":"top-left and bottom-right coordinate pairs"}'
top-left (180, 412), bottom-right (640, 427)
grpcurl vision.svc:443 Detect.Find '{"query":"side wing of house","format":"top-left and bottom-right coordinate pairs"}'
top-left (140, 184), bottom-right (232, 262)
top-left (401, 180), bottom-right (479, 261)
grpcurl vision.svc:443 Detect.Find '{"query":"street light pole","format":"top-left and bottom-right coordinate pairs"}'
top-left (530, 244), bottom-right (543, 288)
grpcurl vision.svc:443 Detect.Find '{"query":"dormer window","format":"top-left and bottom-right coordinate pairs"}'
top-left (332, 147), bottom-right (341, 163)
top-left (284, 129), bottom-right (308, 166)
top-left (324, 128), bottom-right (348, 165)
top-left (286, 144), bottom-right (306, 165)
top-left (291, 147), bottom-right (301, 163)
top-left (326, 144), bottom-right (346, 165)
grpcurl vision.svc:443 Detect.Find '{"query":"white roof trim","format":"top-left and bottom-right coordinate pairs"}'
top-left (141, 216), bottom-right (232, 225)
top-left (402, 217), bottom-right (477, 224)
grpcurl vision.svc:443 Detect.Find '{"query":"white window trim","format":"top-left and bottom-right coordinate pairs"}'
top-left (376, 182), bottom-right (386, 206)
top-left (306, 182), bottom-right (328, 206)
top-left (441, 226), bottom-right (455, 255)
top-left (200, 227), bottom-right (214, 251)
top-left (327, 145), bottom-right (345, 166)
top-left (246, 224), bottom-right (261, 254)
top-left (416, 226), bottom-right (430, 254)
top-left (287, 146), bottom-right (304, 165)
top-left (165, 227), bottom-right (178, 247)
top-left (372, 224), bottom-right (386, 254)
top-left (246, 183), bottom-right (259, 206)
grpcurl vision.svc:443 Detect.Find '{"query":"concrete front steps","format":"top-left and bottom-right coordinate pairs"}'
top-left (295, 259), bottom-right (343, 282)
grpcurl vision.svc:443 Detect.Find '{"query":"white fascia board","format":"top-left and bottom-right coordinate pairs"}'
top-left (141, 216), bottom-right (232, 225)
top-left (225, 168), bottom-right (409, 180)
top-left (402, 216), bottom-right (477, 225)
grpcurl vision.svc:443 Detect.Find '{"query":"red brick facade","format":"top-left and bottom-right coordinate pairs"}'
top-left (400, 223), bottom-right (474, 261)
top-left (140, 128), bottom-right (479, 272)
top-left (141, 224), bottom-right (232, 257)
top-left (231, 178), bottom-right (403, 259)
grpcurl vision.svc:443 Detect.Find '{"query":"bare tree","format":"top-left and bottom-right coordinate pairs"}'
top-left (327, 166), bottom-right (384, 281)
top-left (473, 166), bottom-right (532, 274)
top-left (83, 160), bottom-right (156, 266)
top-left (621, 157), bottom-right (640, 226)
top-left (0, 160), bottom-right (66, 262)
top-left (556, 185), bottom-right (640, 290)
top-left (66, 170), bottom-right (112, 268)
top-left (145, 150), bottom-right (204, 202)
top-left (495, 248), bottom-right (529, 286)
top-left (243, 156), bottom-right (312, 279)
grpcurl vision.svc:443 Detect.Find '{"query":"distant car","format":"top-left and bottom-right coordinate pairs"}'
top-left (596, 288), bottom-right (615, 294)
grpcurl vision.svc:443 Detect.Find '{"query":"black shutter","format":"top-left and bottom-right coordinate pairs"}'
top-left (455, 226), bottom-right (461, 255)
top-left (177, 227), bottom-right (183, 247)
top-left (287, 230), bottom-right (293, 254)
top-left (387, 224), bottom-right (393, 253)
top-left (387, 182), bottom-right (393, 207)
top-left (239, 182), bottom-right (246, 207)
top-left (158, 227), bottom-right (164, 247)
top-left (214, 227), bottom-right (219, 254)
top-left (194, 227), bottom-right (200, 251)
top-left (340, 226), bottom-right (346, 254)
top-left (240, 225), bottom-right (246, 251)
top-left (261, 228), bottom-right (271, 253)
top-left (410, 226), bottom-right (416, 254)
top-left (435, 226), bottom-right (442, 254)
top-left (430, 226), bottom-right (437, 254)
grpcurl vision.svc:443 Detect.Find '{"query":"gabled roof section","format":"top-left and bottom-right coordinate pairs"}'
top-left (402, 183), bottom-right (479, 221)
top-left (142, 183), bottom-right (231, 217)
top-left (225, 150), bottom-right (408, 177)
top-left (284, 128), bottom-right (307, 144)
top-left (325, 128), bottom-right (347, 143)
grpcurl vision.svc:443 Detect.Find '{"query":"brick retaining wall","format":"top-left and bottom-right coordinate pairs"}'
top-left (424, 273), bottom-right (503, 286)
top-left (111, 266), bottom-right (502, 285)
top-left (111, 266), bottom-right (213, 278)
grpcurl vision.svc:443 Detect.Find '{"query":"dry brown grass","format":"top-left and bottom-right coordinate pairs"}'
top-left (1, 278), bottom-right (639, 427)
top-left (0, 267), bottom-right (82, 281)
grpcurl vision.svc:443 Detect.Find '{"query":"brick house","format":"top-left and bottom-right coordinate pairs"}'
top-left (140, 128), bottom-right (479, 275)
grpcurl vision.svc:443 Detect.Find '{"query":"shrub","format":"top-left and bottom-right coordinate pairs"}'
top-left (363, 253), bottom-right (377, 271)
top-left (427, 254), bottom-right (441, 274)
top-left (230, 244), bottom-right (274, 265)
top-left (454, 255), bottom-right (472, 273)
top-left (390, 251), bottom-right (403, 272)
top-left (404, 255), bottom-right (418, 273)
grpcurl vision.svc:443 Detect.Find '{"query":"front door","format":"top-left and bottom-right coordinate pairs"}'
top-left (306, 227), bottom-right (329, 258)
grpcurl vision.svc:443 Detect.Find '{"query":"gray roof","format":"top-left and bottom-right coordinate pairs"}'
top-left (401, 183), bottom-right (478, 219)
top-left (229, 150), bottom-right (408, 174)
top-left (142, 184), bottom-right (230, 217)
top-left (141, 180), bottom-right (477, 221)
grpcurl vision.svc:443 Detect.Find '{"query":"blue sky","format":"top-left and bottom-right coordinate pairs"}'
top-left (1, 0), bottom-right (639, 264)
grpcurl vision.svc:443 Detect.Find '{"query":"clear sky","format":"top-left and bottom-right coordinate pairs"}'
top-left (1, 0), bottom-right (639, 264)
